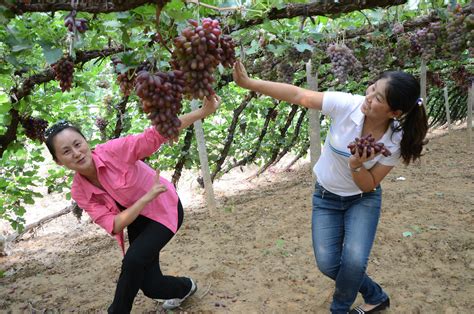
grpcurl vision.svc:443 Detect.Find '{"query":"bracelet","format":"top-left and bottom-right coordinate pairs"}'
top-left (349, 162), bottom-right (363, 173)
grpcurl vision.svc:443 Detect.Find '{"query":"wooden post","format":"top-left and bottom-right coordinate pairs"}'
top-left (306, 60), bottom-right (321, 182)
top-left (468, 82), bottom-right (473, 149)
top-left (420, 60), bottom-right (427, 111)
top-left (418, 60), bottom-right (429, 168)
top-left (191, 99), bottom-right (217, 211)
top-left (443, 86), bottom-right (452, 133)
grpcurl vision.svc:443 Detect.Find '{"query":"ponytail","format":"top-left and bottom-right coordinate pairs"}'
top-left (395, 100), bottom-right (429, 165)
top-left (379, 71), bottom-right (429, 165)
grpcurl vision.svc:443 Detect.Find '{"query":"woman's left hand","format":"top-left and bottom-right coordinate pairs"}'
top-left (201, 94), bottom-right (221, 117)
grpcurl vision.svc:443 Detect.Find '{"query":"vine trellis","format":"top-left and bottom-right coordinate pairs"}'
top-left (0, 0), bottom-right (472, 230)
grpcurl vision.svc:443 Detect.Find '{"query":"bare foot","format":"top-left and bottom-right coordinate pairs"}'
top-left (360, 303), bottom-right (380, 311)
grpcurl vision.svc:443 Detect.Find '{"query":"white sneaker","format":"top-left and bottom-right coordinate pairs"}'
top-left (162, 278), bottom-right (197, 310)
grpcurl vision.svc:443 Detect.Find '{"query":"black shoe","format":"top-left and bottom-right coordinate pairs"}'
top-left (349, 297), bottom-right (390, 313)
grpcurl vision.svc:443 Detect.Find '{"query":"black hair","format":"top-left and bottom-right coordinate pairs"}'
top-left (379, 71), bottom-right (428, 165)
top-left (45, 120), bottom-right (86, 161)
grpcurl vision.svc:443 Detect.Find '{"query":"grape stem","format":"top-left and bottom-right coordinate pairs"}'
top-left (154, 31), bottom-right (173, 55)
top-left (358, 10), bottom-right (373, 28)
top-left (185, 0), bottom-right (246, 12)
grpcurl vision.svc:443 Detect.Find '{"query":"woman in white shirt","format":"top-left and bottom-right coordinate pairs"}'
top-left (233, 61), bottom-right (428, 314)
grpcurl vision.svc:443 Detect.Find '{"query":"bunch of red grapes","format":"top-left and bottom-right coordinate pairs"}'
top-left (52, 57), bottom-right (74, 92)
top-left (347, 134), bottom-right (392, 157)
top-left (466, 12), bottom-right (474, 57)
top-left (391, 22), bottom-right (404, 35)
top-left (445, 11), bottom-right (467, 59)
top-left (19, 115), bottom-right (48, 142)
top-left (219, 35), bottom-right (237, 68)
top-left (326, 43), bottom-right (362, 83)
top-left (451, 66), bottom-right (470, 92)
top-left (366, 47), bottom-right (387, 75)
top-left (111, 58), bottom-right (135, 96)
top-left (427, 71), bottom-right (444, 88)
top-left (135, 70), bottom-right (185, 138)
top-left (64, 10), bottom-right (88, 33)
top-left (412, 22), bottom-right (442, 60)
top-left (171, 18), bottom-right (235, 99)
top-left (95, 117), bottom-right (109, 132)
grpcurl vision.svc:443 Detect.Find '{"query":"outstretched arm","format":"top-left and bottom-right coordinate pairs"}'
top-left (233, 61), bottom-right (324, 110)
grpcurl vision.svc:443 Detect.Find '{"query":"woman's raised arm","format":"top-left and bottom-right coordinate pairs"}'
top-left (233, 61), bottom-right (324, 110)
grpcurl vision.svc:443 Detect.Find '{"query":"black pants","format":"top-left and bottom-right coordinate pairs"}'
top-left (108, 200), bottom-right (191, 314)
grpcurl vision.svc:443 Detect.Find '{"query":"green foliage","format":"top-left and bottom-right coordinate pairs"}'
top-left (0, 145), bottom-right (44, 231)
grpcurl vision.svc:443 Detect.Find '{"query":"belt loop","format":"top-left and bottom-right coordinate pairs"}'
top-left (360, 192), bottom-right (363, 198)
top-left (322, 189), bottom-right (325, 199)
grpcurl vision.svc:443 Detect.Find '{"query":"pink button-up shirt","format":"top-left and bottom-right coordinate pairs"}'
top-left (71, 127), bottom-right (179, 254)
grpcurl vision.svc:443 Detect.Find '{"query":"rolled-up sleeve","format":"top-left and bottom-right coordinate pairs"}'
top-left (322, 92), bottom-right (361, 119)
top-left (101, 127), bottom-right (167, 164)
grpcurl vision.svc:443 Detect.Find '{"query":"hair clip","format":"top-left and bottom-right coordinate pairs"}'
top-left (416, 97), bottom-right (424, 106)
top-left (44, 120), bottom-right (72, 138)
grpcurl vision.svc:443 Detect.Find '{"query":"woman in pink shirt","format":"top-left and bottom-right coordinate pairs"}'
top-left (44, 95), bottom-right (220, 313)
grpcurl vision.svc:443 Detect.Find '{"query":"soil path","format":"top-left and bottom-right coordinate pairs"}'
top-left (1, 128), bottom-right (473, 313)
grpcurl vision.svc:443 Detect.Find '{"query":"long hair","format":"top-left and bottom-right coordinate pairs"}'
top-left (379, 71), bottom-right (428, 165)
top-left (45, 121), bottom-right (86, 161)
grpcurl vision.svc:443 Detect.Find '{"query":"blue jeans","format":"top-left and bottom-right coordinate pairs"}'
top-left (312, 182), bottom-right (388, 314)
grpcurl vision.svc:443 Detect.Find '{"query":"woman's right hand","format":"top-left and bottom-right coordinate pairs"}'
top-left (233, 61), bottom-right (252, 89)
top-left (142, 169), bottom-right (167, 203)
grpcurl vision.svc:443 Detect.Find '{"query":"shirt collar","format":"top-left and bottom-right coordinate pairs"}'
top-left (351, 105), bottom-right (364, 125)
top-left (92, 150), bottom-right (106, 169)
top-left (73, 152), bottom-right (106, 201)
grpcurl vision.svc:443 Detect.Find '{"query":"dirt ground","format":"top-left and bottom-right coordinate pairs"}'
top-left (0, 127), bottom-right (473, 313)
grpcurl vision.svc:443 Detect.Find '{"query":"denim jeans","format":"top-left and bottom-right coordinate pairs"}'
top-left (312, 182), bottom-right (388, 314)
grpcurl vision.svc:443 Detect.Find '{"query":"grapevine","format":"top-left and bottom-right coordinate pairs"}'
top-left (156, 0), bottom-right (171, 7)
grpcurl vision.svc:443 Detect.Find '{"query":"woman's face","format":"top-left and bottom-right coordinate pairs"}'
top-left (53, 128), bottom-right (93, 173)
top-left (362, 78), bottom-right (398, 120)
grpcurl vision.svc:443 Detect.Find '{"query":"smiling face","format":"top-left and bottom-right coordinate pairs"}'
top-left (362, 78), bottom-right (400, 121)
top-left (52, 128), bottom-right (93, 173)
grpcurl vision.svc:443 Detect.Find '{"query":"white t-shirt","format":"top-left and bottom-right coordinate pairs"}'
top-left (313, 91), bottom-right (402, 196)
